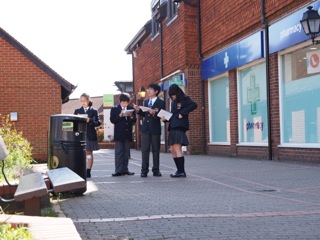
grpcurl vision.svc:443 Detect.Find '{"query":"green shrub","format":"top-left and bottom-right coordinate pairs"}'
top-left (0, 115), bottom-right (33, 182)
top-left (0, 223), bottom-right (33, 240)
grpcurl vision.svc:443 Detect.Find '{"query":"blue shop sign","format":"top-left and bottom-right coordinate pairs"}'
top-left (201, 31), bottom-right (264, 80)
top-left (269, 1), bottom-right (320, 54)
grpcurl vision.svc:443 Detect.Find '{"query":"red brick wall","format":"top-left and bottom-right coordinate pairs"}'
top-left (133, 0), bottom-right (320, 161)
top-left (133, 3), bottom-right (202, 153)
top-left (0, 37), bottom-right (62, 162)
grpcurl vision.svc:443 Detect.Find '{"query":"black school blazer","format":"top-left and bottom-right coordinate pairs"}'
top-left (137, 97), bottom-right (165, 135)
top-left (168, 96), bottom-right (197, 132)
top-left (74, 106), bottom-right (101, 141)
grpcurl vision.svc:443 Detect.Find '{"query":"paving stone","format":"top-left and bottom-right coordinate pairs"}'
top-left (58, 149), bottom-right (320, 240)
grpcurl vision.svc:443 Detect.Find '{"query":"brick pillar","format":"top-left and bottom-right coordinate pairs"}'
top-left (229, 70), bottom-right (238, 157)
top-left (269, 53), bottom-right (280, 160)
top-left (185, 65), bottom-right (203, 153)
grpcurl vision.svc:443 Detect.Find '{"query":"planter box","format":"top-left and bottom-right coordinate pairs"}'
top-left (0, 181), bottom-right (49, 214)
top-left (98, 142), bottom-right (135, 149)
top-left (98, 142), bottom-right (115, 149)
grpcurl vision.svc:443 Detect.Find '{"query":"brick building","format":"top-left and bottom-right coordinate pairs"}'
top-left (126, 0), bottom-right (320, 162)
top-left (0, 27), bottom-right (75, 162)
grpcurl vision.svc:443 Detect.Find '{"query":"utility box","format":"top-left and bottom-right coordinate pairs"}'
top-left (47, 114), bottom-right (87, 194)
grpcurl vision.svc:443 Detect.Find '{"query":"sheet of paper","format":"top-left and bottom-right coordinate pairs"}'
top-left (123, 109), bottom-right (134, 116)
top-left (157, 109), bottom-right (173, 121)
top-left (139, 106), bottom-right (151, 112)
top-left (78, 114), bottom-right (88, 118)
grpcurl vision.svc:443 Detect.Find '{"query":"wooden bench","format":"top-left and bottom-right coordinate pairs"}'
top-left (12, 168), bottom-right (85, 216)
top-left (14, 172), bottom-right (48, 216)
top-left (2, 136), bottom-right (86, 215)
top-left (47, 167), bottom-right (86, 193)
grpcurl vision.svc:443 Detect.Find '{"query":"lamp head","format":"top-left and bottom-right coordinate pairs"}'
top-left (139, 87), bottom-right (147, 98)
top-left (300, 6), bottom-right (320, 44)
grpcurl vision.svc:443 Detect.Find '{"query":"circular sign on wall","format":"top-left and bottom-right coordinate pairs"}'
top-left (52, 156), bottom-right (59, 168)
top-left (309, 53), bottom-right (320, 69)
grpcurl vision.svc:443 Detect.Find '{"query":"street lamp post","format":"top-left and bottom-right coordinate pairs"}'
top-left (300, 6), bottom-right (320, 45)
top-left (135, 86), bottom-right (147, 149)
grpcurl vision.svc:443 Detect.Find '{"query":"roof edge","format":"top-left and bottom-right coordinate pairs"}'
top-left (0, 27), bottom-right (76, 102)
top-left (124, 20), bottom-right (152, 54)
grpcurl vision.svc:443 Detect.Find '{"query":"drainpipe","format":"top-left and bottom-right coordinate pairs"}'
top-left (160, 22), bottom-right (164, 79)
top-left (197, 0), bottom-right (206, 154)
top-left (159, 21), bottom-right (168, 152)
top-left (261, 0), bottom-right (272, 160)
top-left (131, 54), bottom-right (139, 150)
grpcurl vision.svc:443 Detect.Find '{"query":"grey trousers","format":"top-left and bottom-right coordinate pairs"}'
top-left (141, 133), bottom-right (161, 174)
top-left (114, 139), bottom-right (130, 173)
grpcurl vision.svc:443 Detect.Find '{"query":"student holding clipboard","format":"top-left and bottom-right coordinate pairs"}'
top-left (161, 84), bottom-right (197, 178)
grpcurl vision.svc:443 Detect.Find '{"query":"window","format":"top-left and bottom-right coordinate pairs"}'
top-left (238, 61), bottom-right (268, 144)
top-left (167, 0), bottom-right (179, 22)
top-left (280, 46), bottom-right (320, 145)
top-left (151, 2), bottom-right (160, 37)
top-left (209, 76), bottom-right (230, 143)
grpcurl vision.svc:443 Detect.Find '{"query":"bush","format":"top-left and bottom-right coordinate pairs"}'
top-left (0, 115), bottom-right (33, 182)
top-left (0, 223), bottom-right (33, 240)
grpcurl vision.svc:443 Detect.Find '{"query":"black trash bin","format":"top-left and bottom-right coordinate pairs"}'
top-left (48, 114), bottom-right (87, 194)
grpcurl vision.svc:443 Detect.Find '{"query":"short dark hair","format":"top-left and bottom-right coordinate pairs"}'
top-left (148, 83), bottom-right (161, 96)
top-left (119, 94), bottom-right (130, 102)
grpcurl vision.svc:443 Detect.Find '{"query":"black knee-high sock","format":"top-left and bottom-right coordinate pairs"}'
top-left (173, 157), bottom-right (178, 171)
top-left (177, 156), bottom-right (185, 173)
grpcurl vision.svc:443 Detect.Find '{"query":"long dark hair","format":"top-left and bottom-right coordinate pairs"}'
top-left (168, 84), bottom-right (185, 102)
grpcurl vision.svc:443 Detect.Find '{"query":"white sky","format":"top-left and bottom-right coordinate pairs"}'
top-left (0, 0), bottom-right (152, 98)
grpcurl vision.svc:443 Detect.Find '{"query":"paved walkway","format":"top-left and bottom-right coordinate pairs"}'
top-left (59, 149), bottom-right (320, 240)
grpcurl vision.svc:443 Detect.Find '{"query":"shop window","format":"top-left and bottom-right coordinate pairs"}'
top-left (280, 46), bottom-right (320, 144)
top-left (238, 62), bottom-right (268, 144)
top-left (209, 76), bottom-right (230, 143)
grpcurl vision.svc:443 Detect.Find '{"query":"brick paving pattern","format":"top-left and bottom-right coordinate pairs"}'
top-left (59, 149), bottom-right (320, 240)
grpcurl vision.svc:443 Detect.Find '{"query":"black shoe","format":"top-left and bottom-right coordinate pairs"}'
top-left (140, 173), bottom-right (148, 178)
top-left (153, 172), bottom-right (162, 177)
top-left (170, 172), bottom-right (186, 178)
top-left (112, 172), bottom-right (122, 177)
top-left (124, 171), bottom-right (135, 176)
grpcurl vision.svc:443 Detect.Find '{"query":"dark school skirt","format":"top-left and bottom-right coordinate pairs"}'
top-left (86, 140), bottom-right (100, 151)
top-left (168, 130), bottom-right (189, 146)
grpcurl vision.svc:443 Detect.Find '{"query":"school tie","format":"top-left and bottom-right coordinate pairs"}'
top-left (84, 108), bottom-right (88, 113)
top-left (123, 107), bottom-right (127, 120)
top-left (148, 99), bottom-right (152, 108)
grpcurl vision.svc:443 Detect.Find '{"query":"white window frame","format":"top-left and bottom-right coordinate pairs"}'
top-left (236, 59), bottom-right (268, 147)
top-left (208, 73), bottom-right (230, 145)
top-left (278, 41), bottom-right (320, 149)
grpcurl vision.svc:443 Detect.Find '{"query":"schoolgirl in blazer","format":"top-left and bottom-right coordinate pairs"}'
top-left (74, 106), bottom-right (101, 141)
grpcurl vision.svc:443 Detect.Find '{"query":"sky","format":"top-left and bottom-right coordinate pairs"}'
top-left (0, 0), bottom-right (152, 98)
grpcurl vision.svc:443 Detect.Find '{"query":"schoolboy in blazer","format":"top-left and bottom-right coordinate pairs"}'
top-left (134, 84), bottom-right (165, 177)
top-left (110, 94), bottom-right (136, 176)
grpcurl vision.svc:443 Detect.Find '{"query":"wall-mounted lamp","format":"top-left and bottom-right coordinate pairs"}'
top-left (300, 6), bottom-right (320, 45)
top-left (173, 0), bottom-right (198, 8)
top-left (138, 87), bottom-right (147, 98)
top-left (10, 112), bottom-right (18, 122)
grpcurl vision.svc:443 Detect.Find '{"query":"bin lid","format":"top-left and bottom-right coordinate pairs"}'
top-left (50, 114), bottom-right (87, 122)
